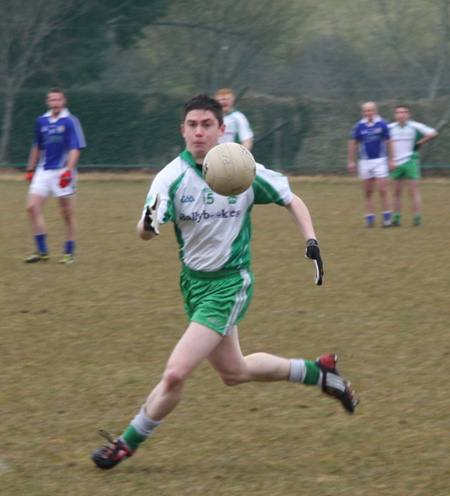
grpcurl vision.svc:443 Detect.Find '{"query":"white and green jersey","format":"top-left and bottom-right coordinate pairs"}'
top-left (388, 120), bottom-right (436, 165)
top-left (218, 109), bottom-right (253, 145)
top-left (142, 150), bottom-right (293, 273)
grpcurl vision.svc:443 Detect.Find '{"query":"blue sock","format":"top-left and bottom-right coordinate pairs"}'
top-left (35, 234), bottom-right (48, 253)
top-left (64, 240), bottom-right (76, 255)
top-left (365, 214), bottom-right (375, 226)
top-left (383, 211), bottom-right (392, 223)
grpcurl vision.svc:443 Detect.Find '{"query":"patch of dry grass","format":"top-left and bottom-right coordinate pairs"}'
top-left (1, 177), bottom-right (449, 496)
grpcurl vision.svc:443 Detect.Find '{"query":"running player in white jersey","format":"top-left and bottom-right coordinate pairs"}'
top-left (215, 88), bottom-right (254, 151)
top-left (388, 105), bottom-right (438, 226)
top-left (91, 95), bottom-right (359, 470)
top-left (24, 88), bottom-right (86, 264)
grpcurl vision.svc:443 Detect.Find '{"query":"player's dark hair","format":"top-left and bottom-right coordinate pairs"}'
top-left (47, 87), bottom-right (66, 98)
top-left (183, 94), bottom-right (223, 126)
top-left (395, 103), bottom-right (410, 111)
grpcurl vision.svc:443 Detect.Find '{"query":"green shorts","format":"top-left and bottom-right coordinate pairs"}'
top-left (180, 266), bottom-right (254, 336)
top-left (391, 153), bottom-right (421, 180)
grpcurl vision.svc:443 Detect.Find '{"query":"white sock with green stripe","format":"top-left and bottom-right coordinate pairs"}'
top-left (288, 359), bottom-right (322, 386)
top-left (121, 405), bottom-right (163, 450)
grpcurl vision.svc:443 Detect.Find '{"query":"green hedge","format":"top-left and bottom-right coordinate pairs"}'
top-left (2, 91), bottom-right (449, 168)
top-left (2, 90), bottom-right (309, 167)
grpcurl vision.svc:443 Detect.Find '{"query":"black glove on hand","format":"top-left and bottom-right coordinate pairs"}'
top-left (413, 143), bottom-right (421, 151)
top-left (143, 194), bottom-right (160, 234)
top-left (305, 238), bottom-right (324, 285)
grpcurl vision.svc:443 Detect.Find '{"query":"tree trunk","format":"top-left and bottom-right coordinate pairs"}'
top-left (0, 92), bottom-right (16, 164)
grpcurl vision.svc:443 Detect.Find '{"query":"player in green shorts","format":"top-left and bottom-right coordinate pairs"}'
top-left (91, 95), bottom-right (359, 470)
top-left (390, 154), bottom-right (421, 181)
top-left (389, 105), bottom-right (438, 226)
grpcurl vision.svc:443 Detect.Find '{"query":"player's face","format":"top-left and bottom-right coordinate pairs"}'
top-left (216, 94), bottom-right (234, 115)
top-left (181, 109), bottom-right (225, 162)
top-left (361, 104), bottom-right (377, 122)
top-left (394, 107), bottom-right (410, 124)
top-left (46, 92), bottom-right (67, 117)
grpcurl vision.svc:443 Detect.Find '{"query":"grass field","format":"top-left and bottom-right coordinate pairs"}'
top-left (1, 175), bottom-right (449, 496)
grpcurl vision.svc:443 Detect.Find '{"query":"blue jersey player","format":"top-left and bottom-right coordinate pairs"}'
top-left (347, 102), bottom-right (394, 227)
top-left (25, 88), bottom-right (86, 264)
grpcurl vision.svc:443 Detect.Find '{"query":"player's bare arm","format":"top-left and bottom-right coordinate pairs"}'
top-left (417, 130), bottom-right (439, 147)
top-left (387, 139), bottom-right (395, 171)
top-left (27, 146), bottom-right (40, 171)
top-left (25, 146), bottom-right (40, 182)
top-left (285, 194), bottom-right (316, 241)
top-left (65, 149), bottom-right (81, 171)
top-left (241, 138), bottom-right (253, 151)
top-left (347, 140), bottom-right (357, 172)
top-left (285, 195), bottom-right (323, 285)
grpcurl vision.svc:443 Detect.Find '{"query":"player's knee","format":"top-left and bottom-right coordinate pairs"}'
top-left (162, 368), bottom-right (187, 391)
top-left (26, 202), bottom-right (37, 215)
top-left (60, 204), bottom-right (72, 219)
top-left (220, 371), bottom-right (247, 387)
top-left (221, 376), bottom-right (239, 387)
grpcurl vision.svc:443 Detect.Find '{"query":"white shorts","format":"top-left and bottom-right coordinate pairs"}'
top-left (358, 158), bottom-right (389, 180)
top-left (29, 167), bottom-right (77, 198)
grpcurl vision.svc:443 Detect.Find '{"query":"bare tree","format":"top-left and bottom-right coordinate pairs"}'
top-left (0, 0), bottom-right (83, 163)
top-left (131, 0), bottom-right (312, 94)
top-left (375, 0), bottom-right (450, 164)
top-left (376, 0), bottom-right (450, 104)
top-left (0, 0), bottom-right (172, 163)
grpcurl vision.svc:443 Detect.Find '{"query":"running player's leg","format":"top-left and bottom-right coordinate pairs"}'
top-left (207, 325), bottom-right (290, 385)
top-left (145, 321), bottom-right (223, 420)
top-left (207, 326), bottom-right (359, 413)
top-left (91, 322), bottom-right (223, 468)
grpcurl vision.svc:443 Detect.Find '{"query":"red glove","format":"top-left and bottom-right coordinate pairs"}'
top-left (59, 170), bottom-right (72, 188)
top-left (25, 170), bottom-right (35, 183)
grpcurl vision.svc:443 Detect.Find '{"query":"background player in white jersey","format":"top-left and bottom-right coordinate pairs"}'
top-left (91, 94), bottom-right (359, 470)
top-left (348, 102), bottom-right (395, 227)
top-left (25, 88), bottom-right (86, 264)
top-left (388, 105), bottom-right (438, 227)
top-left (215, 88), bottom-right (254, 151)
